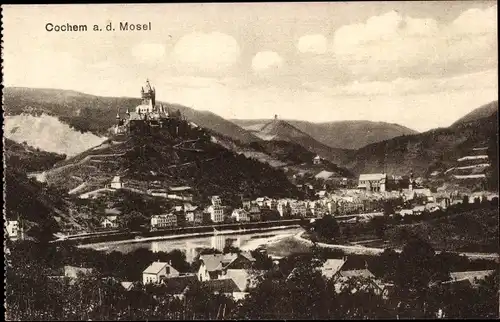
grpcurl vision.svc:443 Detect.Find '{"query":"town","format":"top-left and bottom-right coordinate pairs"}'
top-left (4, 2), bottom-right (499, 320)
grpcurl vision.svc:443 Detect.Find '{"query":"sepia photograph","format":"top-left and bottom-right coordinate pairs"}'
top-left (2, 2), bottom-right (499, 320)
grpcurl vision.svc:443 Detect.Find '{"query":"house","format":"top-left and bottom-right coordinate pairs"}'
top-left (197, 252), bottom-right (255, 281)
top-left (110, 176), bottom-right (123, 189)
top-left (64, 265), bottom-right (94, 279)
top-left (186, 209), bottom-right (204, 225)
top-left (319, 258), bottom-right (346, 279)
top-left (218, 269), bottom-right (262, 300)
top-left (255, 197), bottom-right (266, 207)
top-left (313, 155), bottom-right (322, 165)
top-left (276, 201), bottom-right (290, 217)
top-left (241, 198), bottom-right (252, 210)
top-left (290, 201), bottom-right (307, 217)
top-left (264, 199), bottom-right (277, 210)
top-left (101, 215), bottom-right (118, 229)
top-left (225, 252), bottom-right (256, 270)
top-left (148, 189), bottom-right (168, 198)
top-left (142, 261), bottom-right (180, 284)
top-left (206, 205), bottom-right (225, 223)
top-left (248, 206), bottom-right (261, 222)
top-left (202, 278), bottom-right (242, 298)
top-left (316, 190), bottom-right (328, 199)
top-left (436, 197), bottom-right (451, 209)
top-left (120, 281), bottom-right (135, 291)
top-left (211, 195), bottom-right (222, 207)
top-left (315, 170), bottom-right (335, 180)
top-left (151, 213), bottom-right (178, 229)
top-left (197, 253), bottom-right (238, 281)
top-left (425, 202), bottom-right (441, 213)
top-left (160, 274), bottom-right (198, 299)
top-left (231, 209), bottom-right (250, 222)
top-left (6, 220), bottom-right (19, 239)
top-left (333, 269), bottom-right (386, 297)
top-left (412, 205), bottom-right (426, 215)
top-left (358, 173), bottom-right (387, 192)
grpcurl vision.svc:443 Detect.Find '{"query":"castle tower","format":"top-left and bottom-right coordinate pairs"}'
top-left (141, 79), bottom-right (156, 112)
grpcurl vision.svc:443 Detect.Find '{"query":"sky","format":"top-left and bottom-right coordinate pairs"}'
top-left (2, 2), bottom-right (498, 132)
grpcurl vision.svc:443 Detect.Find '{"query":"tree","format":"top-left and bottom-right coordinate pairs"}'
top-left (119, 210), bottom-right (145, 231)
top-left (383, 201), bottom-right (395, 216)
top-left (370, 217), bottom-right (387, 239)
top-left (313, 215), bottom-right (340, 242)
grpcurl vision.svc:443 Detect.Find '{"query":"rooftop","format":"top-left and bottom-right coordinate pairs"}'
top-left (143, 262), bottom-right (170, 275)
top-left (203, 278), bottom-right (241, 293)
top-left (320, 259), bottom-right (346, 278)
top-left (359, 173), bottom-right (386, 181)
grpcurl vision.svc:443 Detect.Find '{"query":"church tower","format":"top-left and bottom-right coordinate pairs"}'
top-left (141, 79), bottom-right (156, 112)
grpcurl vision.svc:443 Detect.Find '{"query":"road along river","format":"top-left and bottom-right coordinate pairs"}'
top-left (80, 226), bottom-right (304, 263)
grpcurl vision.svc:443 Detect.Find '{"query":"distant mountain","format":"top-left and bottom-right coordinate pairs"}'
top-left (232, 119), bottom-right (418, 149)
top-left (236, 118), bottom-right (351, 165)
top-left (345, 107), bottom-right (498, 186)
top-left (244, 140), bottom-right (354, 178)
top-left (452, 100), bottom-right (498, 126)
top-left (3, 87), bottom-right (260, 145)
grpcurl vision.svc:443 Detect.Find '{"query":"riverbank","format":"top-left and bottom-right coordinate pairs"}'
top-left (79, 224), bottom-right (302, 249)
top-left (295, 231), bottom-right (500, 260)
top-left (54, 218), bottom-right (304, 246)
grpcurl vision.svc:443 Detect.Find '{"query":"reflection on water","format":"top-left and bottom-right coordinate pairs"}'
top-left (91, 228), bottom-right (302, 262)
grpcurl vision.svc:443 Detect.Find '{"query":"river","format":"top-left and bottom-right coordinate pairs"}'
top-left (81, 227), bottom-right (304, 262)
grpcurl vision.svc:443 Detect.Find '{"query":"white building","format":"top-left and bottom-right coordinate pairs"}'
top-left (211, 196), bottom-right (222, 207)
top-left (207, 205), bottom-right (225, 223)
top-left (151, 213), bottom-right (178, 229)
top-left (110, 176), bottom-right (123, 189)
top-left (313, 155), bottom-right (322, 165)
top-left (142, 261), bottom-right (179, 284)
top-left (6, 220), bottom-right (19, 240)
top-left (101, 216), bottom-right (118, 229)
top-left (358, 173), bottom-right (387, 192)
top-left (231, 209), bottom-right (250, 222)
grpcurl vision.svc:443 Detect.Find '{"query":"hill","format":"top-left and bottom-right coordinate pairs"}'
top-left (244, 140), bottom-right (354, 178)
top-left (4, 140), bottom-right (84, 240)
top-left (41, 118), bottom-right (303, 209)
top-left (237, 118), bottom-right (351, 165)
top-left (4, 139), bottom-right (67, 172)
top-left (3, 87), bottom-right (260, 145)
top-left (345, 109), bottom-right (498, 185)
top-left (452, 101), bottom-right (498, 126)
top-left (232, 119), bottom-right (418, 149)
top-left (386, 207), bottom-right (499, 253)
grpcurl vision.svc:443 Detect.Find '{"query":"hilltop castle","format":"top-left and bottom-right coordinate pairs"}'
top-left (114, 79), bottom-right (184, 135)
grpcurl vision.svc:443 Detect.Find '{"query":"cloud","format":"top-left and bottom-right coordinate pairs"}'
top-left (131, 43), bottom-right (166, 64)
top-left (303, 69), bottom-right (498, 97)
top-left (331, 6), bottom-right (497, 80)
top-left (4, 49), bottom-right (83, 89)
top-left (450, 6), bottom-right (497, 34)
top-left (171, 32), bottom-right (240, 71)
top-left (297, 34), bottom-right (328, 54)
top-left (251, 51), bottom-right (284, 72)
